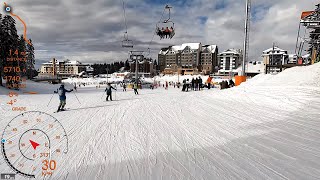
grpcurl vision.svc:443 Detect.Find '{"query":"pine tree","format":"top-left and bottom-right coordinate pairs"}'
top-left (26, 39), bottom-right (35, 79)
top-left (125, 59), bottom-right (130, 70)
top-left (17, 35), bottom-right (27, 78)
top-left (0, 13), bottom-right (3, 86)
top-left (2, 15), bottom-right (19, 88)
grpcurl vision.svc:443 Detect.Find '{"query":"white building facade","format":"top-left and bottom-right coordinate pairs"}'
top-left (40, 59), bottom-right (88, 77)
top-left (262, 47), bottom-right (289, 73)
top-left (158, 43), bottom-right (218, 75)
top-left (218, 49), bottom-right (243, 75)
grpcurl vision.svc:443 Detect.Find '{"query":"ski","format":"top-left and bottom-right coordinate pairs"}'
top-left (54, 108), bottom-right (69, 113)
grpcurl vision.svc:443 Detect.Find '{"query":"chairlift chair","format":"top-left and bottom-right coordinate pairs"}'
top-left (156, 21), bottom-right (175, 39)
top-left (122, 32), bottom-right (134, 48)
top-left (156, 4), bottom-right (175, 39)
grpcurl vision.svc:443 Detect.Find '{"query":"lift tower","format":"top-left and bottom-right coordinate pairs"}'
top-left (242, 0), bottom-right (251, 75)
top-left (236, 0), bottom-right (251, 85)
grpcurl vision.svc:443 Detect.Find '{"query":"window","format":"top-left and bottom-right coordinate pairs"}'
top-left (225, 57), bottom-right (230, 70)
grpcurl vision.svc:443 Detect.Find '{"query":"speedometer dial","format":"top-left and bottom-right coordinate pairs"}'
top-left (1, 111), bottom-right (68, 178)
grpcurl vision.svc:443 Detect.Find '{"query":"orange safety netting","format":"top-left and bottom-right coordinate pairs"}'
top-left (301, 11), bottom-right (314, 20)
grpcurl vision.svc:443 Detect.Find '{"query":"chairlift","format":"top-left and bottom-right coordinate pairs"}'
top-left (156, 5), bottom-right (175, 39)
top-left (144, 48), bottom-right (151, 57)
top-left (122, 32), bottom-right (134, 48)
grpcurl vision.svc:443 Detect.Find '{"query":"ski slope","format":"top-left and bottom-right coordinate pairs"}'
top-left (0, 63), bottom-right (320, 179)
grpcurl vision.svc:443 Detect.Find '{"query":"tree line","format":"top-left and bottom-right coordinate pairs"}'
top-left (0, 13), bottom-right (36, 88)
top-left (91, 59), bottom-right (158, 75)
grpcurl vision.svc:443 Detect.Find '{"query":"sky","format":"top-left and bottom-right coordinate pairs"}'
top-left (1, 0), bottom-right (319, 68)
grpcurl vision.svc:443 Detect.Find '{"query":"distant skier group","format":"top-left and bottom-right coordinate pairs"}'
top-left (219, 79), bottom-right (235, 90)
top-left (182, 77), bottom-right (204, 92)
top-left (51, 77), bottom-right (235, 112)
top-left (104, 82), bottom-right (140, 101)
top-left (51, 81), bottom-right (141, 112)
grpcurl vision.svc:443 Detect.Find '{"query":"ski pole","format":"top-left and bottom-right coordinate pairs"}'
top-left (73, 91), bottom-right (81, 104)
top-left (101, 91), bottom-right (105, 99)
top-left (47, 93), bottom-right (55, 107)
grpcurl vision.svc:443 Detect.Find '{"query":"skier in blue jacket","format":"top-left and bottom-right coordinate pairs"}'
top-left (54, 84), bottom-right (73, 112)
top-left (105, 83), bottom-right (117, 101)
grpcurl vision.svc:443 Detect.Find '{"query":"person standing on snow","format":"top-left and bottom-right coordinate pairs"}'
top-left (133, 83), bottom-right (139, 95)
top-left (186, 79), bottom-right (190, 92)
top-left (191, 78), bottom-right (195, 90)
top-left (199, 77), bottom-right (203, 91)
top-left (229, 79), bottom-right (235, 87)
top-left (54, 84), bottom-right (73, 112)
top-left (74, 83), bottom-right (77, 92)
top-left (123, 83), bottom-right (127, 92)
top-left (105, 83), bottom-right (117, 101)
top-left (194, 78), bottom-right (199, 91)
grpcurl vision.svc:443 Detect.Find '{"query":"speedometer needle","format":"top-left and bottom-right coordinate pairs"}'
top-left (29, 140), bottom-right (40, 150)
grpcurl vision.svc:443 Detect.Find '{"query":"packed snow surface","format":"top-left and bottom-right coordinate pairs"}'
top-left (0, 63), bottom-right (320, 179)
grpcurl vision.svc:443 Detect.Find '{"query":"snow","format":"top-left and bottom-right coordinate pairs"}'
top-left (1, 63), bottom-right (320, 179)
top-left (202, 45), bottom-right (217, 53)
top-left (262, 47), bottom-right (287, 54)
top-left (65, 60), bottom-right (82, 65)
top-left (172, 45), bottom-right (182, 52)
top-left (236, 62), bottom-right (264, 74)
top-left (180, 43), bottom-right (201, 50)
top-left (219, 48), bottom-right (241, 55)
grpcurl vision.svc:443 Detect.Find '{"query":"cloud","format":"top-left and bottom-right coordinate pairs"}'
top-left (2, 0), bottom-right (319, 64)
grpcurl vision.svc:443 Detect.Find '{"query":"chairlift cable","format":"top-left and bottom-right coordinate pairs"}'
top-left (122, 0), bottom-right (128, 34)
top-left (146, 1), bottom-right (171, 53)
top-left (121, 0), bottom-right (134, 48)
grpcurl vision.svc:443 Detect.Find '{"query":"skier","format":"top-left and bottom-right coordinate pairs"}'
top-left (74, 83), bottom-right (77, 92)
top-left (229, 79), bottom-right (235, 88)
top-left (186, 79), bottom-right (190, 92)
top-left (194, 78), bottom-right (199, 91)
top-left (199, 77), bottom-right (203, 91)
top-left (165, 81), bottom-right (168, 90)
top-left (191, 78), bottom-right (195, 91)
top-left (133, 83), bottom-right (139, 95)
top-left (105, 83), bottom-right (117, 101)
top-left (54, 84), bottom-right (73, 112)
top-left (182, 79), bottom-right (186, 91)
top-left (123, 83), bottom-right (127, 92)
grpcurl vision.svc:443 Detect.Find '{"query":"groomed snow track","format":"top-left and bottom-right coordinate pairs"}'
top-left (0, 63), bottom-right (320, 179)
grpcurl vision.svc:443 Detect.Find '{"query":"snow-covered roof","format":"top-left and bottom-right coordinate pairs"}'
top-left (262, 47), bottom-right (287, 55)
top-left (180, 43), bottom-right (201, 50)
top-left (65, 60), bottom-right (82, 65)
top-left (288, 54), bottom-right (298, 58)
top-left (202, 45), bottom-right (217, 53)
top-left (86, 66), bottom-right (94, 72)
top-left (236, 61), bottom-right (264, 73)
top-left (159, 48), bottom-right (169, 55)
top-left (219, 49), bottom-right (242, 55)
top-left (171, 45), bottom-right (182, 51)
top-left (42, 59), bottom-right (84, 65)
top-left (43, 59), bottom-right (63, 65)
top-left (302, 54), bottom-right (310, 58)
